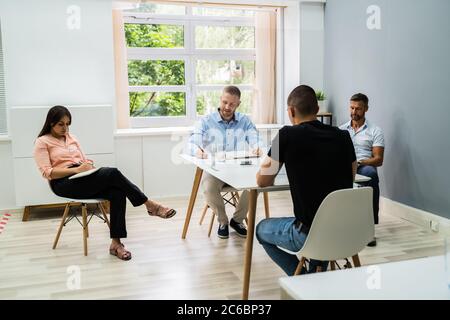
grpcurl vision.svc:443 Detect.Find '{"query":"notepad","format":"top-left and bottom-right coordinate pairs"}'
top-left (68, 167), bottom-right (101, 180)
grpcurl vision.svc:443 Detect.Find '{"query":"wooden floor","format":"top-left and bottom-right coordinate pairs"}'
top-left (0, 192), bottom-right (445, 300)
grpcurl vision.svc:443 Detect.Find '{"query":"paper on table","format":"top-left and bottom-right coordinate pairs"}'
top-left (224, 151), bottom-right (260, 159)
top-left (68, 167), bottom-right (101, 180)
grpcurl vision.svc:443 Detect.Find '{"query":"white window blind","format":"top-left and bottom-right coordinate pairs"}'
top-left (0, 21), bottom-right (7, 134)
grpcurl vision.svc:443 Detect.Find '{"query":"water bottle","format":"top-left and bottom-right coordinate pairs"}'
top-left (210, 143), bottom-right (217, 168)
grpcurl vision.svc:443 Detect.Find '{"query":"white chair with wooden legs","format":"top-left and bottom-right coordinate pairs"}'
top-left (52, 198), bottom-right (110, 256)
top-left (278, 187), bottom-right (374, 274)
top-left (199, 187), bottom-right (271, 237)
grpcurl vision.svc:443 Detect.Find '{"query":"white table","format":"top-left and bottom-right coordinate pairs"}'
top-left (181, 154), bottom-right (371, 300)
top-left (279, 255), bottom-right (450, 300)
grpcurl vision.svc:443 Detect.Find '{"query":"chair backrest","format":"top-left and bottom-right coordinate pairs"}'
top-left (298, 187), bottom-right (374, 261)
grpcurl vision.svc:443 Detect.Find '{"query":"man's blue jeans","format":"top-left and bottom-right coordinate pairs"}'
top-left (256, 217), bottom-right (328, 276)
top-left (357, 165), bottom-right (380, 224)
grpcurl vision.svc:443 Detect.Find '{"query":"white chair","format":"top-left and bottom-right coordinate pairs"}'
top-left (279, 187), bottom-right (374, 274)
top-left (52, 198), bottom-right (110, 256)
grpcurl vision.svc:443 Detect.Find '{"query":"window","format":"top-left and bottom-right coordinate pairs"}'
top-left (123, 3), bottom-right (256, 127)
top-left (0, 21), bottom-right (6, 135)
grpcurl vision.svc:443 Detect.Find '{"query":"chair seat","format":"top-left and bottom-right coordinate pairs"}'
top-left (53, 197), bottom-right (107, 204)
top-left (221, 185), bottom-right (237, 192)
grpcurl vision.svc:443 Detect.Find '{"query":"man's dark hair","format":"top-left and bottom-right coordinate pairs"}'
top-left (350, 93), bottom-right (369, 107)
top-left (287, 85), bottom-right (318, 116)
top-left (223, 85), bottom-right (241, 99)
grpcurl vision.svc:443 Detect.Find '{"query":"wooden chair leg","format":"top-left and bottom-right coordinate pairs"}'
top-left (82, 204), bottom-right (88, 256)
top-left (330, 261), bottom-right (336, 271)
top-left (352, 254), bottom-right (361, 267)
top-left (22, 206), bottom-right (31, 222)
top-left (207, 211), bottom-right (216, 237)
top-left (294, 257), bottom-right (306, 275)
top-left (99, 202), bottom-right (110, 229)
top-left (101, 200), bottom-right (110, 214)
top-left (231, 192), bottom-right (238, 206)
top-left (199, 203), bottom-right (209, 225)
top-left (263, 192), bottom-right (270, 218)
top-left (53, 203), bottom-right (70, 249)
top-left (85, 205), bottom-right (90, 238)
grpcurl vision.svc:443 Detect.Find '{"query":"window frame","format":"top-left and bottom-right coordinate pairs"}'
top-left (123, 6), bottom-right (256, 128)
top-left (0, 20), bottom-right (7, 135)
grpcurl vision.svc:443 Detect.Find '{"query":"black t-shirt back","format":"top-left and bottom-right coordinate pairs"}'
top-left (268, 120), bottom-right (356, 228)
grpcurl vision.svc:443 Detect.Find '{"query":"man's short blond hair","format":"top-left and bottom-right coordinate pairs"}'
top-left (223, 86), bottom-right (241, 99)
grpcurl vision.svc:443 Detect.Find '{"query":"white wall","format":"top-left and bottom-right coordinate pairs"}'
top-left (283, 1), bottom-right (325, 124)
top-left (283, 2), bottom-right (301, 124)
top-left (0, 0), bottom-right (115, 209)
top-left (0, 0), bottom-right (115, 107)
top-left (0, 0), bottom-right (324, 209)
top-left (113, 132), bottom-right (197, 199)
top-left (300, 1), bottom-right (325, 91)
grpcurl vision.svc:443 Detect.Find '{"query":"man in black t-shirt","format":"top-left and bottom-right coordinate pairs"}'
top-left (255, 85), bottom-right (357, 276)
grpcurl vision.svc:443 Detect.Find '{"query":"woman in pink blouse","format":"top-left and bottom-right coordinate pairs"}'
top-left (33, 105), bottom-right (176, 261)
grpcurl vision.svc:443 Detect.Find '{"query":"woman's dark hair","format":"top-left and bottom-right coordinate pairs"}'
top-left (37, 105), bottom-right (72, 138)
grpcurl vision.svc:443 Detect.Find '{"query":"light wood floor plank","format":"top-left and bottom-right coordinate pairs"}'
top-left (0, 192), bottom-right (445, 299)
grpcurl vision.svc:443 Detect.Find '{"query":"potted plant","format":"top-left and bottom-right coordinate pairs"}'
top-left (316, 90), bottom-right (328, 112)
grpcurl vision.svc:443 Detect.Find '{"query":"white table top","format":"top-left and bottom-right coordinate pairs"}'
top-left (279, 255), bottom-right (450, 300)
top-left (181, 154), bottom-right (370, 191)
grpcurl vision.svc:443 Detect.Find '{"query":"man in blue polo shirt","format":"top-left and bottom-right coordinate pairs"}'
top-left (187, 86), bottom-right (263, 239)
top-left (340, 93), bottom-right (385, 247)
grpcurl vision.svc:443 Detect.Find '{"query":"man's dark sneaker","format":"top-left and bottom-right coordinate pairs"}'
top-left (218, 224), bottom-right (229, 239)
top-left (367, 237), bottom-right (377, 247)
top-left (230, 218), bottom-right (247, 238)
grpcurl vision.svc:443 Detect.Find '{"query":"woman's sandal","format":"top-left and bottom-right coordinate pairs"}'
top-left (147, 205), bottom-right (177, 219)
top-left (109, 243), bottom-right (132, 261)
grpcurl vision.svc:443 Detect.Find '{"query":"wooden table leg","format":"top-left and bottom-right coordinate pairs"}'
top-left (263, 192), bottom-right (270, 218)
top-left (242, 189), bottom-right (258, 300)
top-left (181, 167), bottom-right (203, 239)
